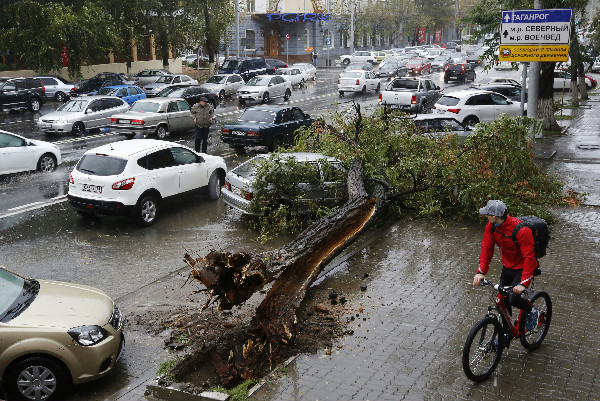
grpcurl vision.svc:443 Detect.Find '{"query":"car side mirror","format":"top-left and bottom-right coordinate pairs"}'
top-left (85, 109), bottom-right (90, 114)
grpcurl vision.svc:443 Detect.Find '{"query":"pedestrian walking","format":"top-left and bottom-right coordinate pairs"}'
top-left (190, 97), bottom-right (214, 153)
top-left (311, 49), bottom-right (318, 67)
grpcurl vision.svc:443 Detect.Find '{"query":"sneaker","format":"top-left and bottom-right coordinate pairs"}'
top-left (525, 307), bottom-right (539, 331)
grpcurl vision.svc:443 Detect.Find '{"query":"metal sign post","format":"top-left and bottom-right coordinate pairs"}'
top-left (326, 37), bottom-right (331, 67)
top-left (286, 34), bottom-right (289, 65)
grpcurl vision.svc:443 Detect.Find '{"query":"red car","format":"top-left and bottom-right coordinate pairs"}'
top-left (405, 57), bottom-right (432, 75)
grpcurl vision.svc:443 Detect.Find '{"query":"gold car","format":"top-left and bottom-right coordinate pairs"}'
top-left (0, 266), bottom-right (124, 401)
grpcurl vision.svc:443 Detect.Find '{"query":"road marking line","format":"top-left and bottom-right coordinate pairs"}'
top-left (7, 202), bottom-right (43, 212)
top-left (0, 196), bottom-right (67, 219)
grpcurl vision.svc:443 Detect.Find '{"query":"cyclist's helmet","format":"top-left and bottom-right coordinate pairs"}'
top-left (479, 200), bottom-right (507, 217)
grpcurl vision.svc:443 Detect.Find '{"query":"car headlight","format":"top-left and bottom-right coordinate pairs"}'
top-left (68, 325), bottom-right (109, 346)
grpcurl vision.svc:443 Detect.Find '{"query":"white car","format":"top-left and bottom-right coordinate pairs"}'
top-left (433, 89), bottom-right (521, 127)
top-left (339, 51), bottom-right (378, 66)
top-left (37, 96), bottom-right (130, 136)
top-left (337, 70), bottom-right (381, 97)
top-left (591, 57), bottom-right (600, 73)
top-left (34, 75), bottom-right (76, 102)
top-left (474, 77), bottom-right (521, 87)
top-left (0, 130), bottom-right (61, 174)
top-left (275, 67), bottom-right (308, 88)
top-left (291, 63), bottom-right (317, 81)
top-left (143, 74), bottom-right (198, 96)
top-left (236, 75), bottom-right (292, 104)
top-left (67, 139), bottom-right (227, 226)
top-left (201, 74), bottom-right (245, 100)
top-left (551, 70), bottom-right (594, 91)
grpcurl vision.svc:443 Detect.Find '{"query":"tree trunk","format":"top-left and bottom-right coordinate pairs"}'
top-left (569, 21), bottom-right (579, 107)
top-left (183, 160), bottom-right (382, 383)
top-left (578, 65), bottom-right (588, 100)
top-left (571, 73), bottom-right (579, 107)
top-left (539, 61), bottom-right (561, 131)
top-left (202, 0), bottom-right (215, 77)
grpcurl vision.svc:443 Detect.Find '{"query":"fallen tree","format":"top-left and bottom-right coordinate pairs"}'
top-left (177, 106), bottom-right (579, 385)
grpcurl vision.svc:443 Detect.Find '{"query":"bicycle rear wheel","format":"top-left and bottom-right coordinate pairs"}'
top-left (520, 291), bottom-right (552, 350)
top-left (462, 316), bottom-right (504, 382)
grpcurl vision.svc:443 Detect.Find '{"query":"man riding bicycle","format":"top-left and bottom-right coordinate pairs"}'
top-left (472, 200), bottom-right (539, 333)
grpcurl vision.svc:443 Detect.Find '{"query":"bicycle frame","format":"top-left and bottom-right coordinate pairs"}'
top-left (487, 292), bottom-right (527, 339)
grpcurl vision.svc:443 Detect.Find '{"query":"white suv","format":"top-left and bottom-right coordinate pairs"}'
top-left (433, 90), bottom-right (521, 127)
top-left (67, 140), bottom-right (227, 226)
top-left (339, 51), bottom-right (378, 66)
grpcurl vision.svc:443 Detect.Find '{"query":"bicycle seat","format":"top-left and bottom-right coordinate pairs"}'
top-left (534, 267), bottom-right (541, 276)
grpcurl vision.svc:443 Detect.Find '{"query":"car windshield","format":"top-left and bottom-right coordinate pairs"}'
top-left (221, 60), bottom-right (241, 69)
top-left (76, 154), bottom-right (128, 176)
top-left (130, 102), bottom-right (161, 113)
top-left (79, 80), bottom-right (102, 91)
top-left (96, 88), bottom-right (117, 96)
top-left (157, 87), bottom-right (185, 97)
top-left (238, 109), bottom-right (276, 123)
top-left (206, 75), bottom-right (227, 84)
top-left (232, 156), bottom-right (266, 179)
top-left (380, 62), bottom-right (397, 70)
top-left (155, 76), bottom-right (175, 84)
top-left (0, 267), bottom-right (39, 323)
top-left (57, 100), bottom-right (89, 112)
top-left (246, 77), bottom-right (271, 86)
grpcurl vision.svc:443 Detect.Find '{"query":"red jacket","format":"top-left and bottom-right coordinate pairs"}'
top-left (478, 214), bottom-right (539, 287)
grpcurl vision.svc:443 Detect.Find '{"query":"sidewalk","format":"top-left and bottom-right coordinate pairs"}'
top-left (104, 97), bottom-right (600, 401)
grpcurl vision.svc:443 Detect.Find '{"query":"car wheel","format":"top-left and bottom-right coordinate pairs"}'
top-left (463, 116), bottom-right (479, 127)
top-left (71, 122), bottom-right (85, 137)
top-left (55, 92), bottom-right (67, 102)
top-left (375, 83), bottom-right (381, 93)
top-left (29, 97), bottom-right (41, 112)
top-left (342, 59), bottom-right (350, 66)
top-left (299, 79), bottom-right (305, 89)
top-left (208, 171), bottom-right (221, 200)
top-left (339, 91), bottom-right (344, 98)
top-left (283, 88), bottom-right (291, 101)
top-left (37, 153), bottom-right (57, 172)
top-left (219, 90), bottom-right (225, 101)
top-left (155, 125), bottom-right (168, 140)
top-left (136, 195), bottom-right (159, 226)
top-left (7, 356), bottom-right (69, 401)
top-left (268, 136), bottom-right (283, 152)
top-left (262, 92), bottom-right (270, 104)
top-left (361, 85), bottom-right (367, 94)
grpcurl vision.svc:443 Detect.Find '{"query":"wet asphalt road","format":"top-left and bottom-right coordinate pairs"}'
top-left (0, 64), bottom-right (570, 401)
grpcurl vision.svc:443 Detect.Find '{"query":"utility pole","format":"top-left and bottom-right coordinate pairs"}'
top-left (350, 0), bottom-right (355, 53)
top-left (527, 0), bottom-right (541, 119)
top-left (235, 0), bottom-right (240, 57)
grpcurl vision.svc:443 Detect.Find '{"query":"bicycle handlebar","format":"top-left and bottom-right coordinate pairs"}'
top-left (480, 278), bottom-right (513, 295)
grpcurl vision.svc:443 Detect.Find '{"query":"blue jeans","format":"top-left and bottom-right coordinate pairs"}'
top-left (195, 125), bottom-right (209, 153)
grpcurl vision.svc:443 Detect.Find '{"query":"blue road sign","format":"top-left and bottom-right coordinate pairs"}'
top-left (501, 8), bottom-right (572, 45)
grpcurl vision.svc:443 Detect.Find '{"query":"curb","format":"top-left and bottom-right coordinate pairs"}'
top-left (145, 380), bottom-right (230, 401)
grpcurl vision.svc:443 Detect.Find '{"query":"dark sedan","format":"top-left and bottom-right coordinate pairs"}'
top-left (70, 78), bottom-right (126, 97)
top-left (221, 105), bottom-right (314, 151)
top-left (155, 85), bottom-right (219, 109)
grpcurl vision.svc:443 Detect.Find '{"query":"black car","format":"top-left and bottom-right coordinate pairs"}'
top-left (444, 63), bottom-right (476, 84)
top-left (221, 105), bottom-right (314, 151)
top-left (155, 85), bottom-right (219, 109)
top-left (70, 78), bottom-right (126, 97)
top-left (219, 57), bottom-right (274, 82)
top-left (474, 84), bottom-right (526, 102)
top-left (265, 58), bottom-right (288, 72)
top-left (0, 77), bottom-right (45, 112)
top-left (90, 72), bottom-right (129, 82)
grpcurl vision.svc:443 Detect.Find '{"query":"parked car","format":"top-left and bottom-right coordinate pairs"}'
top-left (67, 139), bottom-right (227, 226)
top-left (339, 51), bottom-right (378, 66)
top-left (0, 77), bottom-right (45, 112)
top-left (275, 67), bottom-right (309, 88)
top-left (342, 62), bottom-right (374, 75)
top-left (377, 59), bottom-right (406, 80)
top-left (221, 105), bottom-right (314, 151)
top-left (430, 55), bottom-right (454, 71)
top-left (0, 265), bottom-right (125, 401)
top-left (433, 89), bottom-right (521, 127)
top-left (70, 78), bottom-right (126, 98)
top-left (219, 57), bottom-right (274, 82)
top-left (412, 114), bottom-right (472, 141)
top-left (222, 152), bottom-right (345, 215)
top-left (0, 130), bottom-right (61, 174)
top-left (474, 84), bottom-right (526, 102)
top-left (110, 98), bottom-right (195, 139)
top-left (550, 70), bottom-right (594, 91)
top-left (291, 63), bottom-right (317, 81)
top-left (237, 75), bottom-right (292, 104)
top-left (444, 62), bottom-right (476, 83)
top-left (201, 74), bottom-right (245, 100)
top-left (591, 57), bottom-right (600, 73)
top-left (405, 58), bottom-right (432, 75)
top-left (90, 72), bottom-right (130, 83)
top-left (34, 75), bottom-right (76, 102)
top-left (132, 69), bottom-right (171, 86)
top-left (144, 74), bottom-right (198, 97)
top-left (155, 85), bottom-right (219, 109)
top-left (96, 85), bottom-right (146, 106)
top-left (265, 58), bottom-right (288, 71)
top-left (37, 96), bottom-right (130, 136)
top-left (474, 77), bottom-right (521, 86)
top-left (338, 70), bottom-right (381, 97)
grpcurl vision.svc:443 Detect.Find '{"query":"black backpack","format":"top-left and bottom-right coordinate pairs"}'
top-left (494, 216), bottom-right (550, 259)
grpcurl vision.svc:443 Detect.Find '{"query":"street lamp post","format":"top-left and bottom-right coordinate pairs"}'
top-left (235, 0), bottom-right (240, 57)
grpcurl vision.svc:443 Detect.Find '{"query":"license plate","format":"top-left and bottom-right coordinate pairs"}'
top-left (118, 119), bottom-right (129, 124)
top-left (41, 123), bottom-right (51, 129)
top-left (232, 130), bottom-right (245, 136)
top-left (82, 184), bottom-right (103, 193)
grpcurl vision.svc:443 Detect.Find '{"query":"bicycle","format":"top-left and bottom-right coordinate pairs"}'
top-left (462, 276), bottom-right (552, 382)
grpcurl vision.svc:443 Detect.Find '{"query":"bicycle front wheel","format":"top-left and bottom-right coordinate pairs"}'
top-left (520, 291), bottom-right (552, 350)
top-left (462, 316), bottom-right (504, 382)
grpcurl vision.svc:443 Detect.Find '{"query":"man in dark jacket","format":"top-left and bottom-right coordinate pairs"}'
top-left (473, 200), bottom-right (539, 332)
top-left (190, 97), bottom-right (214, 153)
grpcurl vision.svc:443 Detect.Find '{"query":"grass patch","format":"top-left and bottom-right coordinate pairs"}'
top-left (211, 379), bottom-right (258, 401)
top-left (157, 358), bottom-right (180, 381)
top-left (554, 114), bottom-right (575, 120)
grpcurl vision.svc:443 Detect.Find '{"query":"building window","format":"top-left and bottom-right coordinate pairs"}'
top-left (245, 29), bottom-right (256, 50)
top-left (247, 0), bottom-right (255, 12)
top-left (305, 29), bottom-right (310, 50)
